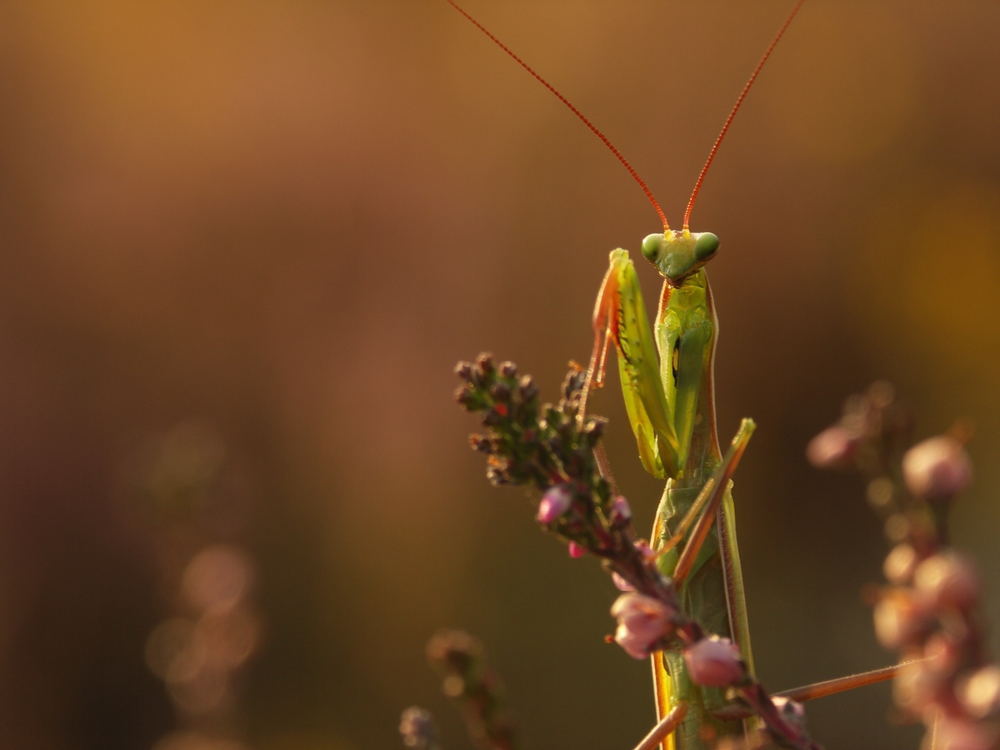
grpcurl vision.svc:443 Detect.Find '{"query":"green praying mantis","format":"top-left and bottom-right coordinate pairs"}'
top-left (448, 2), bottom-right (897, 749)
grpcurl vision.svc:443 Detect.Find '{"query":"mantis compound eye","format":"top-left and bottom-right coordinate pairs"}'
top-left (641, 233), bottom-right (664, 262)
top-left (694, 232), bottom-right (719, 261)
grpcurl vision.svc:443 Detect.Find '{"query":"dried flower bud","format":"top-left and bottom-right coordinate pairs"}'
top-left (884, 544), bottom-right (918, 585)
top-left (611, 593), bottom-right (675, 660)
top-left (568, 542), bottom-right (586, 559)
top-left (873, 590), bottom-right (928, 650)
top-left (684, 636), bottom-right (745, 687)
top-left (806, 425), bottom-right (857, 469)
top-left (490, 382), bottom-right (511, 401)
top-left (476, 353), bottom-right (494, 376)
top-left (486, 466), bottom-right (508, 486)
top-left (582, 417), bottom-right (606, 443)
top-left (612, 572), bottom-right (634, 592)
top-left (399, 706), bottom-right (438, 749)
top-left (771, 696), bottom-right (807, 733)
top-left (959, 665), bottom-right (1000, 719)
top-left (426, 629), bottom-right (482, 667)
top-left (455, 384), bottom-right (477, 408)
top-left (926, 718), bottom-right (998, 750)
top-left (498, 361), bottom-right (517, 378)
top-left (537, 485), bottom-right (573, 524)
top-left (454, 361), bottom-right (474, 382)
top-left (913, 552), bottom-right (980, 611)
top-left (517, 375), bottom-right (538, 402)
top-left (609, 495), bottom-right (632, 525)
top-left (903, 436), bottom-right (972, 502)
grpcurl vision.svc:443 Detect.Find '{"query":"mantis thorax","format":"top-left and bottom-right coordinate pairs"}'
top-left (641, 230), bottom-right (719, 287)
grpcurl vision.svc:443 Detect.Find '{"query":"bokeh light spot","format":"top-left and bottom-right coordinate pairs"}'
top-left (181, 544), bottom-right (254, 612)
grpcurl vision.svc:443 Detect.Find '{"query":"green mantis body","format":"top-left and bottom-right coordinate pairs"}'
top-left (589, 233), bottom-right (755, 750)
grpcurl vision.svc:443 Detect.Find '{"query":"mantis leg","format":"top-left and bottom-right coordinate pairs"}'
top-left (585, 249), bottom-right (680, 479)
top-left (652, 420), bottom-right (756, 750)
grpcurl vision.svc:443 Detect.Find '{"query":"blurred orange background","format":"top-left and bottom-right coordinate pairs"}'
top-left (1, 2), bottom-right (999, 749)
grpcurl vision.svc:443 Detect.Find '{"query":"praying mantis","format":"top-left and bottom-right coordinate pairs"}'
top-left (447, 2), bottom-right (895, 749)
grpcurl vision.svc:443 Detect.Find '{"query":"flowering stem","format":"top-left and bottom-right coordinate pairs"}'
top-left (456, 354), bottom-right (823, 750)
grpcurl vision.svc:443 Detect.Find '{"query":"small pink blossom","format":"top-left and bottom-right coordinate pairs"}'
top-left (806, 425), bottom-right (856, 469)
top-left (537, 485), bottom-right (572, 524)
top-left (883, 544), bottom-right (918, 585)
top-left (609, 495), bottom-right (632, 524)
top-left (634, 541), bottom-right (656, 562)
top-left (610, 593), bottom-right (675, 660)
top-left (612, 572), bottom-right (634, 592)
top-left (683, 636), bottom-right (745, 687)
top-left (873, 590), bottom-right (928, 650)
top-left (903, 436), bottom-right (972, 501)
top-left (892, 658), bottom-right (939, 717)
top-left (958, 665), bottom-right (1000, 719)
top-left (913, 552), bottom-right (980, 611)
top-left (932, 718), bottom-right (998, 750)
top-left (567, 542), bottom-right (586, 559)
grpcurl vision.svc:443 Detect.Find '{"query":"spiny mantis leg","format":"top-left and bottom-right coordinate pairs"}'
top-left (661, 418), bottom-right (756, 589)
top-left (709, 661), bottom-right (924, 722)
top-left (583, 250), bottom-right (679, 479)
top-left (651, 420), bottom-right (755, 750)
top-left (633, 703), bottom-right (688, 750)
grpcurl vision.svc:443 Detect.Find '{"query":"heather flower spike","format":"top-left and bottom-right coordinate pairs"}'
top-left (810, 382), bottom-right (998, 750)
top-left (455, 356), bottom-right (822, 748)
top-left (426, 630), bottom-right (518, 750)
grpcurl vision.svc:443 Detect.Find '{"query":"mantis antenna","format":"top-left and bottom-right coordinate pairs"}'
top-left (683, 0), bottom-right (806, 230)
top-left (445, 0), bottom-right (671, 233)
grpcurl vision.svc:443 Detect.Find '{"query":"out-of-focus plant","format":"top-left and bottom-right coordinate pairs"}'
top-left (129, 423), bottom-right (263, 750)
top-left (809, 384), bottom-right (996, 750)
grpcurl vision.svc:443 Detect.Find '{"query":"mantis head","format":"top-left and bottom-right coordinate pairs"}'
top-left (641, 231), bottom-right (719, 285)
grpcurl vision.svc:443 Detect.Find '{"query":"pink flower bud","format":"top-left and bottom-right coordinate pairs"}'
top-left (612, 572), bottom-right (634, 592)
top-left (806, 425), bottom-right (856, 469)
top-left (609, 495), bottom-right (632, 524)
top-left (873, 590), bottom-right (928, 650)
top-left (893, 659), bottom-right (939, 717)
top-left (930, 719), bottom-right (998, 750)
top-left (537, 485), bottom-right (572, 524)
top-left (958, 665), bottom-right (1000, 719)
top-left (567, 542), bottom-right (586, 559)
top-left (883, 544), bottom-right (918, 585)
top-left (634, 541), bottom-right (656, 562)
top-left (903, 436), bottom-right (972, 501)
top-left (610, 593), bottom-right (675, 660)
top-left (924, 633), bottom-right (960, 675)
top-left (683, 636), bottom-right (745, 687)
top-left (913, 552), bottom-right (980, 611)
